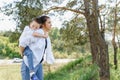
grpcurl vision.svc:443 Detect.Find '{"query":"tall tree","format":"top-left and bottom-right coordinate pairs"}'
top-left (46, 0), bottom-right (110, 79)
top-left (84, 0), bottom-right (109, 80)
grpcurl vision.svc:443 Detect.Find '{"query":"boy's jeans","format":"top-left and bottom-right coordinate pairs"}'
top-left (23, 46), bottom-right (34, 71)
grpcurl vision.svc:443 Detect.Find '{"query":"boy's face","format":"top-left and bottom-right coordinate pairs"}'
top-left (30, 21), bottom-right (40, 30)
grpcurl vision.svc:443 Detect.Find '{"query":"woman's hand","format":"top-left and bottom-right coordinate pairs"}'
top-left (20, 51), bottom-right (23, 57)
top-left (19, 46), bottom-right (24, 57)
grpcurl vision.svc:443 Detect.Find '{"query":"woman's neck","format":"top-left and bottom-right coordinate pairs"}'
top-left (42, 27), bottom-right (49, 33)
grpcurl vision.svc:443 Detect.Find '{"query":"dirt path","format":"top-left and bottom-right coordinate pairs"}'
top-left (0, 59), bottom-right (76, 65)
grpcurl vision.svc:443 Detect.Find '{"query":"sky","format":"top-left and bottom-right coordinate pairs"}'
top-left (0, 0), bottom-right (111, 31)
top-left (0, 0), bottom-right (69, 31)
top-left (0, 0), bottom-right (17, 31)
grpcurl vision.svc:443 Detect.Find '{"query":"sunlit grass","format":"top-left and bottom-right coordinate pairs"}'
top-left (0, 64), bottom-right (21, 80)
top-left (44, 56), bottom-right (99, 80)
top-left (0, 49), bottom-right (120, 80)
top-left (0, 62), bottom-right (66, 80)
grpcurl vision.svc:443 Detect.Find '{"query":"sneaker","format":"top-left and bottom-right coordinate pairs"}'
top-left (31, 74), bottom-right (39, 80)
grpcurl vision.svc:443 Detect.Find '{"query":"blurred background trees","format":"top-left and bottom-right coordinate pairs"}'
top-left (0, 0), bottom-right (120, 80)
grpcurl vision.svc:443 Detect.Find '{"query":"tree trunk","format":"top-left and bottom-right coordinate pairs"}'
top-left (84, 0), bottom-right (110, 80)
top-left (112, 0), bottom-right (118, 69)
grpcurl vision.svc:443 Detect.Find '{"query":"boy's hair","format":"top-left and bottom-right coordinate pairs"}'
top-left (32, 17), bottom-right (41, 24)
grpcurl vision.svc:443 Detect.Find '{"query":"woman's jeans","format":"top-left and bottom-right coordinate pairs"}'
top-left (21, 61), bottom-right (43, 80)
top-left (23, 46), bottom-right (34, 71)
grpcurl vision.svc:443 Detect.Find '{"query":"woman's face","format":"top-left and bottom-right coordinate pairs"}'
top-left (43, 18), bottom-right (52, 31)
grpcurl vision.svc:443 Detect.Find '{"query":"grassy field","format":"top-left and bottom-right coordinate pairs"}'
top-left (44, 54), bottom-right (120, 80)
top-left (0, 64), bottom-right (21, 80)
top-left (44, 56), bottom-right (99, 80)
top-left (0, 62), bottom-right (66, 80)
top-left (0, 54), bottom-right (120, 80)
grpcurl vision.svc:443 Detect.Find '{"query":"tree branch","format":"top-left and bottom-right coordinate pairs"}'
top-left (44, 6), bottom-right (85, 15)
top-left (117, 1), bottom-right (120, 6)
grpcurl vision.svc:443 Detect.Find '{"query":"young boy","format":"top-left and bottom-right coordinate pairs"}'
top-left (19, 17), bottom-right (48, 80)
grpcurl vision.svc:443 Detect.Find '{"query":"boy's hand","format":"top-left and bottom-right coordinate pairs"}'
top-left (43, 33), bottom-right (48, 38)
top-left (33, 32), bottom-right (40, 37)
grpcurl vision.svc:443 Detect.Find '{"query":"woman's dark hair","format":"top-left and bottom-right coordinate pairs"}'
top-left (40, 16), bottom-right (50, 24)
top-left (32, 16), bottom-right (50, 28)
top-left (39, 15), bottom-right (50, 28)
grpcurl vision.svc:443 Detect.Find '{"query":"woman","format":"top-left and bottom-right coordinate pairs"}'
top-left (21, 16), bottom-right (55, 80)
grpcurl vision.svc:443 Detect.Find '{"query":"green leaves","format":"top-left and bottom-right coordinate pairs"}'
top-left (60, 17), bottom-right (88, 47)
top-left (1, 0), bottom-right (43, 31)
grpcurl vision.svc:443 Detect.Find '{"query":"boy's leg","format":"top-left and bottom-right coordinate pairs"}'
top-left (23, 46), bottom-right (34, 72)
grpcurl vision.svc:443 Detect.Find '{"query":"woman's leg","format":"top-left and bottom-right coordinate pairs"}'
top-left (21, 61), bottom-right (30, 80)
top-left (35, 64), bottom-right (43, 80)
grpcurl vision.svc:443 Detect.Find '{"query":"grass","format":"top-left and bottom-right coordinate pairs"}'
top-left (0, 55), bottom-right (98, 80)
top-left (109, 48), bottom-right (120, 80)
top-left (0, 62), bottom-right (67, 80)
top-left (44, 56), bottom-right (99, 80)
top-left (0, 48), bottom-right (120, 80)
top-left (0, 65), bottom-right (21, 80)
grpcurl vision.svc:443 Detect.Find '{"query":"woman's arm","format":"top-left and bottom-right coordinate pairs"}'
top-left (19, 46), bottom-right (25, 57)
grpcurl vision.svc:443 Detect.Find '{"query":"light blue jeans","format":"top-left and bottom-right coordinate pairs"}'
top-left (23, 46), bottom-right (34, 71)
top-left (21, 60), bottom-right (43, 80)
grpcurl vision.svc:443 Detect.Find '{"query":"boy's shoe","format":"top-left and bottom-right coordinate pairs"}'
top-left (31, 74), bottom-right (39, 80)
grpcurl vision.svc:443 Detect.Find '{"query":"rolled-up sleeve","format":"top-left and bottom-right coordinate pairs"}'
top-left (45, 38), bottom-right (55, 64)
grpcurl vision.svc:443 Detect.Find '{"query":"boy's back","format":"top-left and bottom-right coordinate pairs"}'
top-left (19, 26), bottom-right (36, 47)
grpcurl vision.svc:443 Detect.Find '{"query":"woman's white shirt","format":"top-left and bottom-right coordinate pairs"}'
top-left (23, 29), bottom-right (55, 67)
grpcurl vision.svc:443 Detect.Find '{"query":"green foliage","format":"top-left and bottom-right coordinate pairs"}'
top-left (44, 56), bottom-right (99, 80)
top-left (109, 48), bottom-right (120, 80)
top-left (0, 36), bottom-right (20, 58)
top-left (49, 27), bottom-right (88, 54)
top-left (49, 27), bottom-right (65, 52)
top-left (9, 30), bottom-right (21, 43)
top-left (60, 17), bottom-right (88, 53)
top-left (0, 31), bottom-right (12, 37)
top-left (1, 0), bottom-right (43, 42)
top-left (1, 0), bottom-right (89, 53)
top-left (0, 30), bottom-right (20, 43)
top-left (2, 0), bottom-right (43, 31)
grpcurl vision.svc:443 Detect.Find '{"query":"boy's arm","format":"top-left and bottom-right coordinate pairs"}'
top-left (33, 32), bottom-right (48, 38)
top-left (19, 46), bottom-right (25, 57)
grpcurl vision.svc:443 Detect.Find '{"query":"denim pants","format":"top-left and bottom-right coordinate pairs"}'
top-left (21, 61), bottom-right (43, 80)
top-left (23, 46), bottom-right (34, 71)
